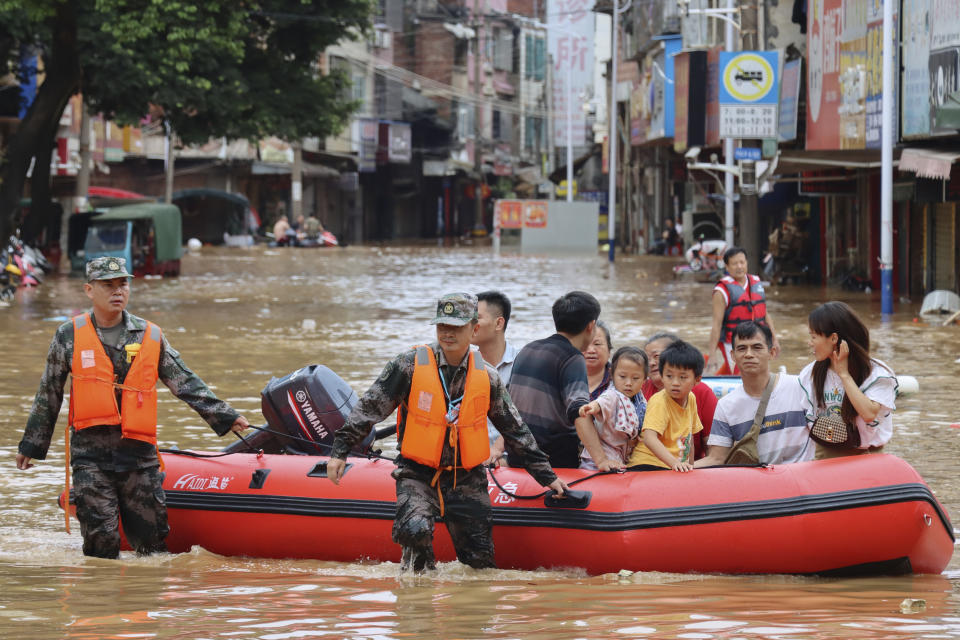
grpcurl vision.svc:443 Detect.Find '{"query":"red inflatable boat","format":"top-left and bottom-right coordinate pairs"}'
top-left (139, 451), bottom-right (952, 576)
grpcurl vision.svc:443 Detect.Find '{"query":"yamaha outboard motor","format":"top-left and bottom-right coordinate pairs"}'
top-left (224, 365), bottom-right (374, 456)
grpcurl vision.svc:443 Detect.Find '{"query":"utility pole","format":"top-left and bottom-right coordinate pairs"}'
top-left (737, 0), bottom-right (760, 264)
top-left (473, 0), bottom-right (485, 246)
top-left (291, 142), bottom-right (303, 221)
top-left (164, 122), bottom-right (174, 204)
top-left (76, 100), bottom-right (90, 213)
top-left (880, 0), bottom-right (894, 314)
top-left (723, 0), bottom-right (735, 247)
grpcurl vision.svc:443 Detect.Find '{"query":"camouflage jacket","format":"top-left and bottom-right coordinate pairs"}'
top-left (331, 344), bottom-right (558, 487)
top-left (19, 310), bottom-right (240, 471)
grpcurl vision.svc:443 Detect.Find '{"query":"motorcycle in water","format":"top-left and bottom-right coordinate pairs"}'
top-left (1, 235), bottom-right (53, 301)
top-left (684, 238), bottom-right (728, 272)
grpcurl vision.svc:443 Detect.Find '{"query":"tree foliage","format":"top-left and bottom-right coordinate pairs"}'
top-left (0, 0), bottom-right (372, 242)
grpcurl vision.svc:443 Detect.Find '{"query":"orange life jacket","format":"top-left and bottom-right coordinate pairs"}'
top-left (399, 346), bottom-right (491, 470)
top-left (718, 274), bottom-right (768, 344)
top-left (69, 313), bottom-right (163, 445)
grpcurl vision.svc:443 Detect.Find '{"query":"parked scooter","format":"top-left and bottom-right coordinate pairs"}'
top-left (685, 237), bottom-right (728, 272)
top-left (1, 234), bottom-right (53, 301)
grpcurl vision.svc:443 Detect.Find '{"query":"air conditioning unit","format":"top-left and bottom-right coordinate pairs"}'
top-left (374, 27), bottom-right (392, 50)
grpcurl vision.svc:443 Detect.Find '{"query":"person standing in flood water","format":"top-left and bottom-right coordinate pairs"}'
top-left (705, 247), bottom-right (780, 375)
top-left (15, 257), bottom-right (250, 559)
top-left (326, 293), bottom-right (568, 573)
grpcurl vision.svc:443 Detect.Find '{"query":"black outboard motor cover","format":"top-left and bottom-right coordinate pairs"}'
top-left (260, 365), bottom-right (373, 455)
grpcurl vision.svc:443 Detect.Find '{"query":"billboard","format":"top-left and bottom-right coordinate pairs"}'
top-left (547, 0), bottom-right (596, 145)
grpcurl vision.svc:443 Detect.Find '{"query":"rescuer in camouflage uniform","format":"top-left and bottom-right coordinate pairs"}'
top-left (327, 293), bottom-right (568, 572)
top-left (16, 257), bottom-right (250, 559)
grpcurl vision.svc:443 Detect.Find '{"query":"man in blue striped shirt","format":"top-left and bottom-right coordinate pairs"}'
top-left (507, 291), bottom-right (623, 471)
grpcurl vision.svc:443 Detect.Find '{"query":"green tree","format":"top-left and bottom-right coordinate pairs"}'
top-left (0, 0), bottom-right (371, 244)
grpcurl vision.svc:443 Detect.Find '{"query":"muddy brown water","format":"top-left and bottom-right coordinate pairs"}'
top-left (1, 245), bottom-right (959, 639)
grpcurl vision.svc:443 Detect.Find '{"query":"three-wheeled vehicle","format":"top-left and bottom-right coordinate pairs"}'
top-left (69, 203), bottom-right (183, 277)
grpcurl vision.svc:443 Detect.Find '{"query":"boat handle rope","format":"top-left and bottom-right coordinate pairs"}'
top-left (159, 423), bottom-right (398, 463)
top-left (486, 464), bottom-right (619, 499)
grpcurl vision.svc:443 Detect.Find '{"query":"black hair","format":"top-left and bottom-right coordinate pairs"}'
top-left (595, 320), bottom-right (613, 351)
top-left (731, 321), bottom-right (773, 349)
top-left (611, 346), bottom-right (648, 378)
top-left (657, 339), bottom-right (704, 378)
top-left (644, 332), bottom-right (680, 348)
top-left (552, 291), bottom-right (601, 335)
top-left (808, 301), bottom-right (886, 424)
top-left (723, 246), bottom-right (747, 263)
top-left (476, 290), bottom-right (512, 331)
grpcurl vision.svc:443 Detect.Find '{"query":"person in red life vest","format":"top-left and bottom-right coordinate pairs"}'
top-left (705, 246), bottom-right (780, 376)
top-left (326, 293), bottom-right (568, 573)
top-left (15, 257), bottom-right (250, 559)
top-left (641, 333), bottom-right (717, 460)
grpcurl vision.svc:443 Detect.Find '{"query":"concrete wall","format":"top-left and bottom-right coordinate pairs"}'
top-left (520, 201), bottom-right (599, 253)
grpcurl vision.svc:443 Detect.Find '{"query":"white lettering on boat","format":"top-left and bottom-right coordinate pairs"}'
top-left (172, 473), bottom-right (233, 491)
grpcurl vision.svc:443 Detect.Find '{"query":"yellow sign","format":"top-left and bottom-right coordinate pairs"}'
top-left (556, 180), bottom-right (577, 197)
top-left (722, 53), bottom-right (775, 103)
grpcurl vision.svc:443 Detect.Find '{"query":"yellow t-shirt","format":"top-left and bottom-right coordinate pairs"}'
top-left (627, 389), bottom-right (703, 468)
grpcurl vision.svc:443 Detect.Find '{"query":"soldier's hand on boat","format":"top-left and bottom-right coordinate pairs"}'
top-left (327, 458), bottom-right (346, 485)
top-left (596, 458), bottom-right (625, 472)
top-left (15, 453), bottom-right (33, 470)
top-left (546, 478), bottom-right (569, 497)
top-left (229, 416), bottom-right (250, 433)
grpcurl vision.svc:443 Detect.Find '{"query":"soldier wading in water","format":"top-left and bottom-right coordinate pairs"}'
top-left (16, 257), bottom-right (250, 558)
top-left (327, 293), bottom-right (568, 572)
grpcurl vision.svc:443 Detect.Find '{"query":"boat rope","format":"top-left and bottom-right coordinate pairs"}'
top-left (159, 424), bottom-right (398, 462)
top-left (486, 464), bottom-right (620, 499)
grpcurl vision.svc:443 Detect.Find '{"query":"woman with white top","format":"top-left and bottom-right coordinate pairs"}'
top-left (798, 301), bottom-right (897, 459)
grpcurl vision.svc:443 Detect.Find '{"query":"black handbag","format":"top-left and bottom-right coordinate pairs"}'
top-left (809, 412), bottom-right (861, 449)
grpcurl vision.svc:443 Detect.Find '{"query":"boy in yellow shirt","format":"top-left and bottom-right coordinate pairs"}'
top-left (627, 340), bottom-right (704, 472)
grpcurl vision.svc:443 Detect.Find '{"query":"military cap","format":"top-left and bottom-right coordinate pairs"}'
top-left (86, 257), bottom-right (133, 281)
top-left (430, 292), bottom-right (478, 326)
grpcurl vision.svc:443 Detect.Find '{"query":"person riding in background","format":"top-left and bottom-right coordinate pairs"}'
top-left (325, 293), bottom-right (567, 573)
top-left (471, 290), bottom-right (519, 465)
top-left (15, 257), bottom-right (249, 559)
top-left (578, 346), bottom-right (649, 469)
top-left (583, 320), bottom-right (613, 400)
top-left (696, 322), bottom-right (812, 467)
top-left (799, 301), bottom-right (897, 459)
top-left (628, 340), bottom-right (704, 472)
top-left (508, 291), bottom-right (623, 471)
top-left (705, 247), bottom-right (780, 375)
top-left (641, 332), bottom-right (717, 460)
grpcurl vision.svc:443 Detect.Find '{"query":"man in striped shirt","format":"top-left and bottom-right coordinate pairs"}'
top-left (506, 291), bottom-right (623, 471)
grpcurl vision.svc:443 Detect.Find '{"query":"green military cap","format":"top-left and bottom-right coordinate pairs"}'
top-left (86, 257), bottom-right (133, 281)
top-left (430, 292), bottom-right (478, 326)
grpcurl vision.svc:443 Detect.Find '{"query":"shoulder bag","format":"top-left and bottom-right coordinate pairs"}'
top-left (724, 373), bottom-right (778, 465)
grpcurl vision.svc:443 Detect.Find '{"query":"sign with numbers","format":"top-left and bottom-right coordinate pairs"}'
top-left (719, 51), bottom-right (780, 138)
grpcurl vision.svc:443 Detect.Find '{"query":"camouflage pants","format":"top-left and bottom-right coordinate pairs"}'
top-left (391, 465), bottom-right (495, 571)
top-left (73, 464), bottom-right (169, 559)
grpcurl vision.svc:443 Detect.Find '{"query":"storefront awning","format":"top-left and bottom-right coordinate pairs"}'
top-left (898, 148), bottom-right (960, 181)
top-left (776, 149), bottom-right (897, 173)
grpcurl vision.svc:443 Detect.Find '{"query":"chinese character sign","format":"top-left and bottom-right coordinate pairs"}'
top-left (548, 0), bottom-right (596, 145)
top-left (497, 200), bottom-right (523, 229)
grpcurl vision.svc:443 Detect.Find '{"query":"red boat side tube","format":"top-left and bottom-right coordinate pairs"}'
top-left (113, 453), bottom-right (952, 575)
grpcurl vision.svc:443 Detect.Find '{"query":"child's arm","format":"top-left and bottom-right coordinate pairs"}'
top-left (578, 399), bottom-right (601, 418)
top-left (640, 429), bottom-right (693, 472)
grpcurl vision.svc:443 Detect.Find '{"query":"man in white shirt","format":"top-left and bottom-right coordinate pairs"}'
top-left (472, 291), bottom-right (519, 462)
top-left (696, 321), bottom-right (813, 466)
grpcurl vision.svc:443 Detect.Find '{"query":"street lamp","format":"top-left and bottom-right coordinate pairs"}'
top-left (607, 0), bottom-right (631, 262)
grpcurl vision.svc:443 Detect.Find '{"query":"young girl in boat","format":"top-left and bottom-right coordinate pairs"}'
top-left (799, 301), bottom-right (897, 459)
top-left (578, 346), bottom-right (649, 469)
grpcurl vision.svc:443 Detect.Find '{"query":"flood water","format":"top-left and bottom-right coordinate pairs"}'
top-left (2, 245), bottom-right (960, 639)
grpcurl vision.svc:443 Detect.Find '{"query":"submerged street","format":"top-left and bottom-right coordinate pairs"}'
top-left (2, 245), bottom-right (960, 638)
